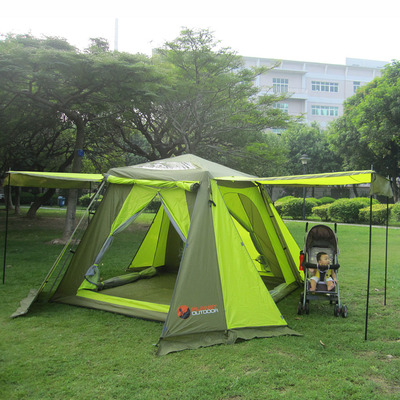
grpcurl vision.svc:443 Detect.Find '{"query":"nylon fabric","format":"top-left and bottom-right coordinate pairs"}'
top-left (128, 207), bottom-right (170, 269)
top-left (106, 176), bottom-right (199, 192)
top-left (76, 289), bottom-right (170, 313)
top-left (5, 171), bottom-right (103, 188)
top-left (110, 185), bottom-right (157, 234)
top-left (159, 188), bottom-right (191, 240)
top-left (211, 181), bottom-right (287, 329)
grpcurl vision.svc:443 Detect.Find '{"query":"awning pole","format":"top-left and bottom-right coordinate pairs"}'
top-left (3, 173), bottom-right (11, 284)
top-left (364, 195), bottom-right (373, 340)
top-left (384, 197), bottom-right (389, 306)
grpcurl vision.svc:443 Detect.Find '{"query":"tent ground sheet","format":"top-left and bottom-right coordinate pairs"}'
top-left (99, 271), bottom-right (177, 304)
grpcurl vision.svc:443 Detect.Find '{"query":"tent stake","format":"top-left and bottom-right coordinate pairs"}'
top-left (365, 195), bottom-right (373, 340)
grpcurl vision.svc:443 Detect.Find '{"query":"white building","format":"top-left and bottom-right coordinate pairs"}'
top-left (243, 57), bottom-right (387, 127)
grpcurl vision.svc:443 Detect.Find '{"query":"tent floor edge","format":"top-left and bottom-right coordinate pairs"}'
top-left (269, 281), bottom-right (301, 303)
top-left (156, 326), bottom-right (302, 356)
top-left (54, 295), bottom-right (168, 322)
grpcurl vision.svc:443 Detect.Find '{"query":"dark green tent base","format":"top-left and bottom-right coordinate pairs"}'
top-left (157, 326), bottom-right (301, 356)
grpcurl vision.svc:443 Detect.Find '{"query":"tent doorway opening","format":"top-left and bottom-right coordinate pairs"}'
top-left (77, 196), bottom-right (184, 314)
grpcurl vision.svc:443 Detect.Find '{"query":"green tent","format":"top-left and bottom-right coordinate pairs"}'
top-left (11, 155), bottom-right (302, 354)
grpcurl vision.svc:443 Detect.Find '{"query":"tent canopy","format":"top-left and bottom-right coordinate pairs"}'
top-left (217, 170), bottom-right (393, 198)
top-left (5, 169), bottom-right (392, 197)
top-left (4, 171), bottom-right (104, 189)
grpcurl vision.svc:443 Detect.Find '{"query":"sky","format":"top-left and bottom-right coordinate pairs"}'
top-left (1, 0), bottom-right (399, 65)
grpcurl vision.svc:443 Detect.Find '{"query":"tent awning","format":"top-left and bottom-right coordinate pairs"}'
top-left (217, 170), bottom-right (393, 198)
top-left (4, 171), bottom-right (104, 189)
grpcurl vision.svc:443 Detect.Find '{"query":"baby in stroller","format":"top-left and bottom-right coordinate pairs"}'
top-left (297, 224), bottom-right (347, 317)
top-left (309, 251), bottom-right (337, 292)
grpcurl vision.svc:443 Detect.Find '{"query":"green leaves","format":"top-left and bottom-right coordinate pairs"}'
top-left (330, 61), bottom-right (400, 198)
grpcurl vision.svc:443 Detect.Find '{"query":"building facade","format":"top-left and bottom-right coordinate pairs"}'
top-left (243, 57), bottom-right (387, 127)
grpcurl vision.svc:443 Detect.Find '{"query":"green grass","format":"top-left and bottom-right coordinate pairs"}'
top-left (1, 211), bottom-right (399, 399)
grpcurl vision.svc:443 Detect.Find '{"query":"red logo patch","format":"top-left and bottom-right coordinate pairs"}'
top-left (177, 305), bottom-right (191, 319)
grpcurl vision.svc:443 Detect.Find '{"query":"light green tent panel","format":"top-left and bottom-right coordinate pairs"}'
top-left (110, 185), bottom-right (158, 233)
top-left (231, 218), bottom-right (271, 275)
top-left (128, 207), bottom-right (171, 269)
top-left (222, 191), bottom-right (283, 279)
top-left (159, 187), bottom-right (191, 240)
top-left (211, 181), bottom-right (287, 329)
top-left (129, 187), bottom-right (191, 269)
top-left (219, 184), bottom-right (299, 284)
top-left (269, 201), bottom-right (304, 280)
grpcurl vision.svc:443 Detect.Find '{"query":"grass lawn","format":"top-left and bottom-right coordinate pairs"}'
top-left (0, 208), bottom-right (399, 399)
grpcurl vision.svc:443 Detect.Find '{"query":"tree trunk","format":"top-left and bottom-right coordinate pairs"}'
top-left (26, 188), bottom-right (56, 218)
top-left (4, 184), bottom-right (14, 211)
top-left (61, 117), bottom-right (85, 242)
top-left (14, 187), bottom-right (21, 215)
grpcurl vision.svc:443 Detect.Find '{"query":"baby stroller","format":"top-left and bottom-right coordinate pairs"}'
top-left (297, 224), bottom-right (348, 317)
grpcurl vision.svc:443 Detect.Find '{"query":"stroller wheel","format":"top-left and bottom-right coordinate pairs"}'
top-left (297, 302), bottom-right (303, 315)
top-left (305, 302), bottom-right (310, 315)
top-left (334, 304), bottom-right (341, 317)
top-left (341, 304), bottom-right (348, 318)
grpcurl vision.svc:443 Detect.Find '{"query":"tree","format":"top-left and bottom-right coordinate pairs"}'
top-left (109, 28), bottom-right (292, 166)
top-left (329, 61), bottom-right (400, 200)
top-left (281, 122), bottom-right (342, 175)
top-left (0, 34), bottom-right (160, 239)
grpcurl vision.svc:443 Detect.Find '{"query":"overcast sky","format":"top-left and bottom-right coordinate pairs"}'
top-left (1, 0), bottom-right (399, 65)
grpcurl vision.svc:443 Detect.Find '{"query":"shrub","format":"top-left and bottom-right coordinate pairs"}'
top-left (19, 191), bottom-right (35, 205)
top-left (350, 197), bottom-right (379, 208)
top-left (312, 203), bottom-right (331, 221)
top-left (318, 196), bottom-right (335, 205)
top-left (328, 199), bottom-right (361, 223)
top-left (274, 196), bottom-right (295, 215)
top-left (79, 193), bottom-right (103, 207)
top-left (281, 198), bottom-right (315, 219)
top-left (359, 204), bottom-right (392, 225)
top-left (307, 197), bottom-right (322, 207)
top-left (145, 198), bottom-right (161, 213)
top-left (328, 197), bottom-right (380, 224)
top-left (391, 202), bottom-right (400, 221)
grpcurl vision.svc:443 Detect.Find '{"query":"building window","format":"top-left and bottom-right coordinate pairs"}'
top-left (353, 81), bottom-right (361, 93)
top-left (273, 78), bottom-right (288, 93)
top-left (311, 105), bottom-right (338, 116)
top-left (274, 103), bottom-right (289, 113)
top-left (311, 81), bottom-right (339, 93)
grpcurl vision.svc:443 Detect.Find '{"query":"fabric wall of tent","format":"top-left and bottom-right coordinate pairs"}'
top-left (9, 155), bottom-right (303, 355)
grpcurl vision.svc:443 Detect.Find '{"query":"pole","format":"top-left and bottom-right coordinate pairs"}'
top-left (302, 162), bottom-right (306, 220)
top-left (384, 197), bottom-right (389, 306)
top-left (3, 173), bottom-right (11, 284)
top-left (364, 195), bottom-right (373, 340)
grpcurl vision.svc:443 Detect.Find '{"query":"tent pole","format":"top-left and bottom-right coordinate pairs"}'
top-left (3, 173), bottom-right (11, 284)
top-left (364, 195), bottom-right (373, 340)
top-left (384, 197), bottom-right (389, 306)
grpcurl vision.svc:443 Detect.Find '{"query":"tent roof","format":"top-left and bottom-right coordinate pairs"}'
top-left (4, 171), bottom-right (103, 189)
top-left (106, 154), bottom-right (256, 182)
top-left (217, 170), bottom-right (393, 197)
